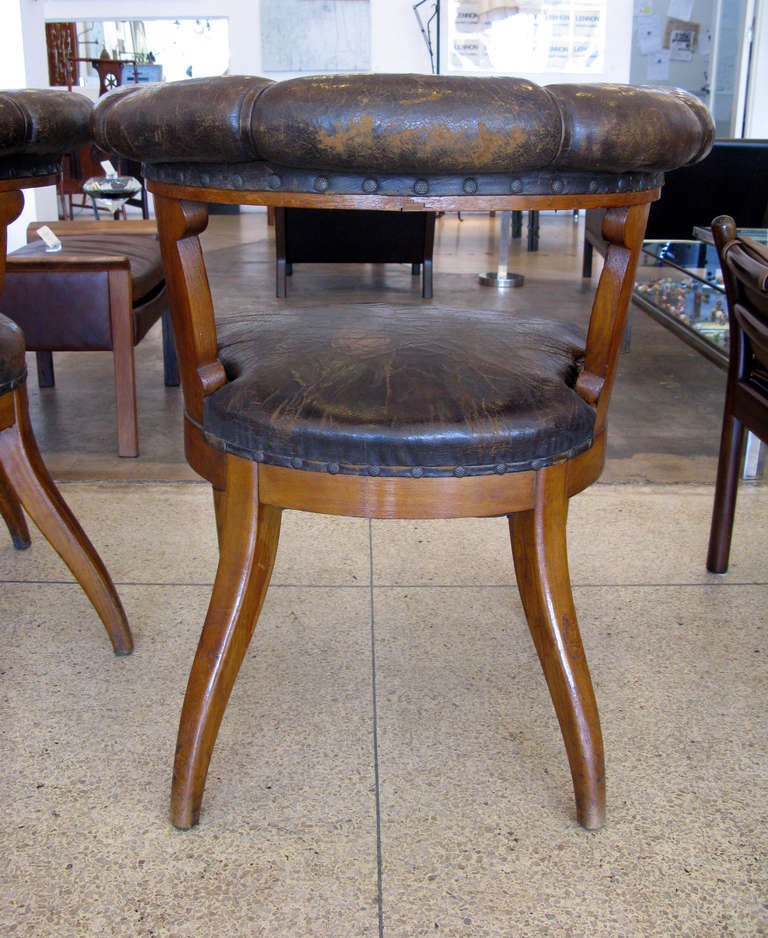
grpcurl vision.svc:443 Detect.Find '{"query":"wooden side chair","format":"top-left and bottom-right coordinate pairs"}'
top-left (0, 89), bottom-right (131, 655)
top-left (3, 219), bottom-right (178, 458)
top-left (94, 74), bottom-right (714, 828)
top-left (707, 215), bottom-right (768, 573)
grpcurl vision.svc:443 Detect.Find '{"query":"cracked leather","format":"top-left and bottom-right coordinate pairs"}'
top-left (205, 305), bottom-right (591, 477)
top-left (93, 74), bottom-right (714, 176)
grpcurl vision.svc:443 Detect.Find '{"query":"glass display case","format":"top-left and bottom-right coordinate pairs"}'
top-left (632, 229), bottom-right (768, 476)
top-left (633, 231), bottom-right (768, 369)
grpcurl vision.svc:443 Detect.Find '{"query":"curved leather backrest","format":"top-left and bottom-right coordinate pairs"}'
top-left (0, 89), bottom-right (93, 179)
top-left (93, 74), bottom-right (715, 181)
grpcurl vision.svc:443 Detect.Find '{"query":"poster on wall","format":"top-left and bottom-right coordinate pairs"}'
top-left (444, 0), bottom-right (606, 74)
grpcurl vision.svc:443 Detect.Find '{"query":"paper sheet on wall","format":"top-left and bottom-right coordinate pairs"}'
top-left (634, 1), bottom-right (654, 13)
top-left (647, 48), bottom-right (671, 80)
top-left (636, 15), bottom-right (663, 54)
top-left (667, 0), bottom-right (694, 20)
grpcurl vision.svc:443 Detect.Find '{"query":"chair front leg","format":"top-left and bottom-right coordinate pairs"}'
top-left (509, 462), bottom-right (605, 830)
top-left (172, 453), bottom-right (282, 829)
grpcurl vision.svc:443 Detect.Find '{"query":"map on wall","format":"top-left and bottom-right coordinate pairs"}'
top-left (261, 0), bottom-right (371, 73)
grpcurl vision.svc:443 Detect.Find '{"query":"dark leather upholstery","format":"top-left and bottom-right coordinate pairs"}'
top-left (95, 75), bottom-right (714, 177)
top-left (0, 314), bottom-right (26, 394)
top-left (207, 306), bottom-right (589, 477)
top-left (0, 89), bottom-right (92, 179)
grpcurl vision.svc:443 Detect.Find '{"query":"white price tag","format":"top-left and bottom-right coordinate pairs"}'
top-left (100, 159), bottom-right (118, 177)
top-left (35, 225), bottom-right (62, 253)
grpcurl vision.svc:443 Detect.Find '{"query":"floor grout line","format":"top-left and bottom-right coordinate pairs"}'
top-left (368, 519), bottom-right (386, 938)
top-left (1, 577), bottom-right (766, 589)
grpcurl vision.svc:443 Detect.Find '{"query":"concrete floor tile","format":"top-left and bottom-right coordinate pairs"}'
top-left (570, 483), bottom-right (768, 585)
top-left (1, 582), bottom-right (380, 937)
top-left (372, 584), bottom-right (768, 937)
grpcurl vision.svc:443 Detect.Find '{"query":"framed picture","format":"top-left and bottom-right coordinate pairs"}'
top-left (664, 18), bottom-right (700, 62)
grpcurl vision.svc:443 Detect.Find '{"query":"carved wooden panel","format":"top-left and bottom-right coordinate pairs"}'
top-left (45, 22), bottom-right (78, 87)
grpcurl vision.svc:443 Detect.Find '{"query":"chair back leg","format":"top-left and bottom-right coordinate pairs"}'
top-left (0, 382), bottom-right (132, 654)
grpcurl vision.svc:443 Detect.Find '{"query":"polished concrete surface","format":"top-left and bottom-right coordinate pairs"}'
top-left (1, 211), bottom-right (766, 936)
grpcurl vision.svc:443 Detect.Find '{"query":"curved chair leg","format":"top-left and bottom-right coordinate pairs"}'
top-left (172, 453), bottom-right (282, 829)
top-left (0, 385), bottom-right (132, 655)
top-left (0, 461), bottom-right (30, 549)
top-left (707, 411), bottom-right (744, 574)
top-left (509, 462), bottom-right (605, 830)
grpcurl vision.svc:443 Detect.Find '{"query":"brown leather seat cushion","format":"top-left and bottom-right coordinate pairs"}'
top-left (204, 305), bottom-right (591, 478)
top-left (0, 313), bottom-right (27, 394)
top-left (8, 235), bottom-right (164, 303)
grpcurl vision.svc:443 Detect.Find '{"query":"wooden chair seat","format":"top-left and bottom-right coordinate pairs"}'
top-left (0, 88), bottom-right (131, 655)
top-left (2, 220), bottom-right (178, 457)
top-left (94, 73), bottom-right (715, 831)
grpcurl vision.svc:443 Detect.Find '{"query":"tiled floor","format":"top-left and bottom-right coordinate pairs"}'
top-left (1, 211), bottom-right (766, 936)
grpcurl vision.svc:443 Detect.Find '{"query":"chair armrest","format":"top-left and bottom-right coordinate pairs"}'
top-left (26, 220), bottom-right (158, 242)
top-left (5, 254), bottom-right (131, 273)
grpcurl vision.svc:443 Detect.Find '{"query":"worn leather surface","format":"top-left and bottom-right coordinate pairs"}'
top-left (0, 90), bottom-right (92, 179)
top-left (0, 313), bottom-right (27, 394)
top-left (94, 74), bottom-right (714, 178)
top-left (205, 305), bottom-right (592, 477)
top-left (2, 235), bottom-right (165, 350)
top-left (94, 76), bottom-right (273, 166)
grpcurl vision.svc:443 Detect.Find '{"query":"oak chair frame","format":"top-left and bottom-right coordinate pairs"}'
top-left (148, 178), bottom-right (653, 830)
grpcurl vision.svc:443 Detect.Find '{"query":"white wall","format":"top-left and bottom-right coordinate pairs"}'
top-left (37, 0), bottom-right (630, 80)
top-left (3, 0), bottom-right (58, 251)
